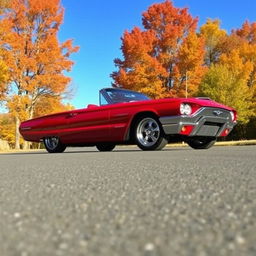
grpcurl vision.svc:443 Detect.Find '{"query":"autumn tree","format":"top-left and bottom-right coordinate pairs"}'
top-left (199, 19), bottom-right (227, 66)
top-left (224, 21), bottom-right (256, 122)
top-left (111, 27), bottom-right (167, 98)
top-left (0, 0), bottom-right (78, 149)
top-left (33, 96), bottom-right (74, 118)
top-left (199, 50), bottom-right (254, 124)
top-left (111, 0), bottom-right (205, 98)
top-left (232, 21), bottom-right (256, 94)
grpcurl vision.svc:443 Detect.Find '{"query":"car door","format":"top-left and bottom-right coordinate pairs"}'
top-left (60, 105), bottom-right (110, 144)
top-left (108, 104), bottom-right (133, 141)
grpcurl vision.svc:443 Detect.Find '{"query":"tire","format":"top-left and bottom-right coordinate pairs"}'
top-left (43, 137), bottom-right (66, 153)
top-left (96, 143), bottom-right (116, 152)
top-left (186, 137), bottom-right (216, 150)
top-left (134, 116), bottom-right (167, 151)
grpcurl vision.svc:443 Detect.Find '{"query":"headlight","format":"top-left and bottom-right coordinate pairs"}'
top-left (230, 111), bottom-right (236, 121)
top-left (180, 103), bottom-right (192, 115)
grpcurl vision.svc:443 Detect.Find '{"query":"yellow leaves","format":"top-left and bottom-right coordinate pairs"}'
top-left (219, 49), bottom-right (253, 81)
top-left (33, 96), bottom-right (74, 118)
top-left (0, 59), bottom-right (9, 100)
top-left (199, 19), bottom-right (227, 65)
top-left (0, 0), bottom-right (10, 9)
top-left (240, 43), bottom-right (256, 62)
top-left (199, 64), bottom-right (253, 124)
top-left (7, 95), bottom-right (31, 120)
top-left (176, 33), bottom-right (206, 96)
top-left (200, 19), bottom-right (226, 44)
top-left (0, 114), bottom-right (16, 147)
top-left (199, 20), bottom-right (256, 126)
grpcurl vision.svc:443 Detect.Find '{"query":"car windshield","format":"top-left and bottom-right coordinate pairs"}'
top-left (105, 89), bottom-right (150, 104)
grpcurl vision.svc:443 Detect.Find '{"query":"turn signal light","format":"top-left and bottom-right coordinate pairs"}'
top-left (221, 128), bottom-right (230, 137)
top-left (179, 125), bottom-right (194, 135)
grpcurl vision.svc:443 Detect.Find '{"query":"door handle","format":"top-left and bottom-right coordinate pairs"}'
top-left (66, 112), bottom-right (78, 118)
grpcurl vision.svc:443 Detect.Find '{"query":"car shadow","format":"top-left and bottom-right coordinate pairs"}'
top-left (0, 147), bottom-right (188, 156)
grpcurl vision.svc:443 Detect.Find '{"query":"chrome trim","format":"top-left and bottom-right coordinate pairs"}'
top-left (20, 127), bottom-right (31, 131)
top-left (159, 107), bottom-right (236, 137)
top-left (113, 113), bottom-right (129, 118)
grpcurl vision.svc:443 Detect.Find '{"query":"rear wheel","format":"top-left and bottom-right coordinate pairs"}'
top-left (134, 116), bottom-right (167, 151)
top-left (96, 143), bottom-right (116, 152)
top-left (43, 137), bottom-right (66, 153)
top-left (186, 137), bottom-right (216, 150)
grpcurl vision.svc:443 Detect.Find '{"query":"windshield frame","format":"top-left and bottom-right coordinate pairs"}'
top-left (99, 88), bottom-right (150, 106)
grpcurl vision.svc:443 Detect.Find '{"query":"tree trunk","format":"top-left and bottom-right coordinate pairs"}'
top-left (29, 105), bottom-right (34, 119)
top-left (23, 105), bottom-right (35, 150)
top-left (15, 115), bottom-right (20, 150)
top-left (23, 140), bottom-right (30, 150)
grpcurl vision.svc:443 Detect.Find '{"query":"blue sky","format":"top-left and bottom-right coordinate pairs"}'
top-left (59, 0), bottom-right (256, 108)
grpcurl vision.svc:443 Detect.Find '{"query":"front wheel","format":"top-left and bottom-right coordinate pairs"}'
top-left (43, 137), bottom-right (66, 153)
top-left (186, 137), bottom-right (216, 150)
top-left (134, 116), bottom-right (167, 151)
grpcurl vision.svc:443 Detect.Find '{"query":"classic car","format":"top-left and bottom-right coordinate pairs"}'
top-left (19, 88), bottom-right (237, 153)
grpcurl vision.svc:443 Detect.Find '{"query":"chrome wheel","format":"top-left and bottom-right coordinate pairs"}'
top-left (134, 116), bottom-right (167, 150)
top-left (43, 137), bottom-right (66, 153)
top-left (44, 137), bottom-right (59, 150)
top-left (137, 118), bottom-right (160, 147)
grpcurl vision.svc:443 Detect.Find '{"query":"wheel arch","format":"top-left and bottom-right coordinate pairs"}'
top-left (125, 111), bottom-right (160, 141)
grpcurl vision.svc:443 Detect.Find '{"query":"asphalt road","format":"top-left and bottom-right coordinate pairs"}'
top-left (0, 145), bottom-right (256, 256)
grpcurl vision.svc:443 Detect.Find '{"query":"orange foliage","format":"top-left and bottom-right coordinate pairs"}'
top-left (0, 0), bottom-right (78, 119)
top-left (219, 49), bottom-right (253, 81)
top-left (111, 0), bottom-right (205, 98)
top-left (0, 0), bottom-right (78, 148)
top-left (34, 96), bottom-right (74, 118)
top-left (232, 21), bottom-right (256, 97)
top-left (234, 20), bottom-right (256, 44)
top-left (175, 33), bottom-right (206, 97)
top-left (0, 59), bottom-right (8, 100)
top-left (112, 27), bottom-right (167, 98)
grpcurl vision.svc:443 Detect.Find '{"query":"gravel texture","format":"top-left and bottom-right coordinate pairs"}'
top-left (0, 146), bottom-right (256, 256)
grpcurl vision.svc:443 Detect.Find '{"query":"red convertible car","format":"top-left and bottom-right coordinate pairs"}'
top-left (20, 88), bottom-right (237, 153)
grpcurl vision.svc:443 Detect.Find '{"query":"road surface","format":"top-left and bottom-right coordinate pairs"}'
top-left (0, 146), bottom-right (256, 256)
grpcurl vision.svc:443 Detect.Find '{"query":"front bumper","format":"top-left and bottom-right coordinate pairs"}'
top-left (159, 107), bottom-right (236, 137)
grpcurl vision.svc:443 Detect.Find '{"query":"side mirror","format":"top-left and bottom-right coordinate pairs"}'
top-left (87, 104), bottom-right (98, 109)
